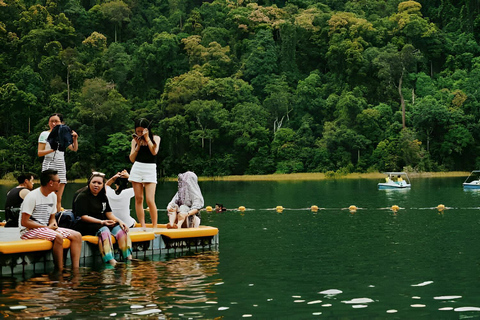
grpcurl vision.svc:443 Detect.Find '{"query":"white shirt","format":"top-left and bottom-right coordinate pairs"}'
top-left (20, 188), bottom-right (57, 235)
top-left (39, 130), bottom-right (64, 161)
top-left (105, 186), bottom-right (136, 227)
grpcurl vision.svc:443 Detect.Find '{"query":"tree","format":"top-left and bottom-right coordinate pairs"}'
top-left (372, 43), bottom-right (422, 128)
top-left (99, 0), bottom-right (131, 42)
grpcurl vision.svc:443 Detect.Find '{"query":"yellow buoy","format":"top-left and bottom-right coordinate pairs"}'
top-left (437, 204), bottom-right (445, 212)
top-left (348, 205), bottom-right (357, 213)
top-left (206, 206), bottom-right (213, 212)
top-left (391, 205), bottom-right (400, 213)
top-left (311, 205), bottom-right (319, 212)
top-left (238, 206), bottom-right (246, 211)
top-left (276, 206), bottom-right (284, 212)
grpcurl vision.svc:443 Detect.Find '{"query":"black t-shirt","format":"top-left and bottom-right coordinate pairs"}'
top-left (72, 188), bottom-right (112, 235)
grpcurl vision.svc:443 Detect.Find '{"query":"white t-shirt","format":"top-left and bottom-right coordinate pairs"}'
top-left (19, 188), bottom-right (57, 235)
top-left (105, 186), bottom-right (136, 227)
top-left (38, 130), bottom-right (64, 161)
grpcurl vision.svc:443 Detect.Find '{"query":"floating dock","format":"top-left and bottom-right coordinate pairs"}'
top-left (0, 224), bottom-right (219, 275)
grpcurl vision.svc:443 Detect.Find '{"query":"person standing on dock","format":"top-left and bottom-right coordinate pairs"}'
top-left (37, 113), bottom-right (79, 212)
top-left (19, 169), bottom-right (82, 272)
top-left (4, 172), bottom-right (35, 227)
top-left (129, 118), bottom-right (160, 230)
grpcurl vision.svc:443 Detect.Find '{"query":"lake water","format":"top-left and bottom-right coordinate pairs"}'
top-left (1, 176), bottom-right (480, 319)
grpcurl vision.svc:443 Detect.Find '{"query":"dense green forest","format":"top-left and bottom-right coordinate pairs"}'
top-left (1, 0), bottom-right (480, 178)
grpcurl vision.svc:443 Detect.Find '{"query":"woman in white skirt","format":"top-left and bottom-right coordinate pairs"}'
top-left (129, 118), bottom-right (161, 230)
top-left (37, 113), bottom-right (78, 212)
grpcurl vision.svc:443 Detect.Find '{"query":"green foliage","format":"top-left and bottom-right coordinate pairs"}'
top-left (3, 0), bottom-right (480, 179)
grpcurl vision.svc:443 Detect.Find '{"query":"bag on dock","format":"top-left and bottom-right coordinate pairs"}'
top-left (55, 210), bottom-right (78, 229)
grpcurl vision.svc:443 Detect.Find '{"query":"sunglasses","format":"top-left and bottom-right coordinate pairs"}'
top-left (91, 171), bottom-right (105, 177)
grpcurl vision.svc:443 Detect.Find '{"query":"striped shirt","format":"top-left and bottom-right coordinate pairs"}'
top-left (19, 188), bottom-right (57, 235)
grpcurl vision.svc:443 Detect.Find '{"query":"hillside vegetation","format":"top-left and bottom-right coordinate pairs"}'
top-left (1, 0), bottom-right (479, 177)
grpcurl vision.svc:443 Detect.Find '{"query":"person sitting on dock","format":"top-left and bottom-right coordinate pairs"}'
top-left (167, 171), bottom-right (204, 229)
top-left (4, 172), bottom-right (35, 227)
top-left (105, 170), bottom-right (137, 229)
top-left (73, 171), bottom-right (133, 266)
top-left (20, 169), bottom-right (82, 272)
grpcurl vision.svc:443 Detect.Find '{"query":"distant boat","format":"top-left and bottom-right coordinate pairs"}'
top-left (378, 172), bottom-right (411, 189)
top-left (462, 170), bottom-right (480, 189)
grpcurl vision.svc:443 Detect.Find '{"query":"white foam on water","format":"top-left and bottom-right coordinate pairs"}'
top-left (454, 307), bottom-right (480, 312)
top-left (307, 300), bottom-right (323, 304)
top-left (130, 305), bottom-right (144, 309)
top-left (411, 281), bottom-right (433, 287)
top-left (439, 307), bottom-right (454, 311)
top-left (218, 307), bottom-right (229, 311)
top-left (133, 309), bottom-right (162, 315)
top-left (9, 306), bottom-right (27, 310)
top-left (342, 298), bottom-right (374, 304)
top-left (434, 296), bottom-right (462, 300)
top-left (352, 305), bottom-right (368, 309)
top-left (411, 304), bottom-right (426, 308)
top-left (319, 289), bottom-right (342, 295)
top-left (386, 309), bottom-right (397, 313)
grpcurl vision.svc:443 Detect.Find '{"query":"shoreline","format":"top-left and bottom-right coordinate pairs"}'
top-left (181, 171), bottom-right (471, 182)
top-left (0, 171), bottom-right (470, 185)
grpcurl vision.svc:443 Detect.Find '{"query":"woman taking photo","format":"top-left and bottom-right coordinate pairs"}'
top-left (38, 113), bottom-right (78, 212)
top-left (73, 172), bottom-right (133, 266)
top-left (129, 118), bottom-right (161, 230)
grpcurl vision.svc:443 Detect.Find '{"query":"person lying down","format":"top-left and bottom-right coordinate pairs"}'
top-left (166, 171), bottom-right (204, 229)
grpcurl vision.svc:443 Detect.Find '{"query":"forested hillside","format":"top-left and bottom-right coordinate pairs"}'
top-left (1, 0), bottom-right (480, 178)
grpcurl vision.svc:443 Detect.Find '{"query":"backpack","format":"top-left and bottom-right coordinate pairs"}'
top-left (55, 210), bottom-right (78, 229)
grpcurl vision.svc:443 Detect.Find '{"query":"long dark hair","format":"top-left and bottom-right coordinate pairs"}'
top-left (115, 177), bottom-right (129, 195)
top-left (134, 118), bottom-right (155, 142)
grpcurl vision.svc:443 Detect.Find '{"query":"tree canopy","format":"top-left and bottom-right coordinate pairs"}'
top-left (2, 0), bottom-right (480, 178)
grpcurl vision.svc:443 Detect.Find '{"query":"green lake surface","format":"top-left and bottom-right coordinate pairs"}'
top-left (1, 176), bottom-right (480, 319)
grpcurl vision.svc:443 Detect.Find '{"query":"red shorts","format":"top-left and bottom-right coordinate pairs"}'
top-left (21, 227), bottom-right (72, 241)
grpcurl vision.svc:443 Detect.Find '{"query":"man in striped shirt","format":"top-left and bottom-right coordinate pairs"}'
top-left (20, 169), bottom-right (82, 272)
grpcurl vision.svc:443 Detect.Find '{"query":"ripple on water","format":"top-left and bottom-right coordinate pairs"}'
top-left (342, 298), bottom-right (374, 304)
top-left (319, 289), bottom-right (343, 295)
top-left (454, 307), bottom-right (480, 312)
top-left (411, 281), bottom-right (433, 287)
top-left (434, 295), bottom-right (462, 300)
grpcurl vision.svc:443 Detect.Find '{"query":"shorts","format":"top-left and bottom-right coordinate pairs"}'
top-left (129, 162), bottom-right (157, 184)
top-left (21, 227), bottom-right (72, 241)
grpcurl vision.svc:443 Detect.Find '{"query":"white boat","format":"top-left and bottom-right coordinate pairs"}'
top-left (378, 172), bottom-right (411, 189)
top-left (462, 170), bottom-right (480, 189)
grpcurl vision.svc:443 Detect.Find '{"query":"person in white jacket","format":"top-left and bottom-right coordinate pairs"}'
top-left (105, 170), bottom-right (137, 228)
top-left (167, 171), bottom-right (204, 229)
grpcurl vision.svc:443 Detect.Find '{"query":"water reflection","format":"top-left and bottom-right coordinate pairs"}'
top-left (0, 251), bottom-right (219, 319)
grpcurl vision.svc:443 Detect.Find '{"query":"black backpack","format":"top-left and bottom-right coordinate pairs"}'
top-left (55, 210), bottom-right (78, 229)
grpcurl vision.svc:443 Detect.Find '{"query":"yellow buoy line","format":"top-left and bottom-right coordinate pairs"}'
top-left (202, 204), bottom-right (452, 212)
